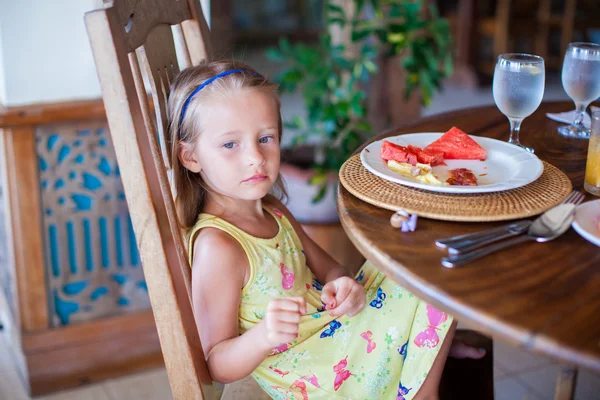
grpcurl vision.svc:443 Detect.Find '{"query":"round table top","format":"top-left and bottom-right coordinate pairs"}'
top-left (337, 101), bottom-right (600, 371)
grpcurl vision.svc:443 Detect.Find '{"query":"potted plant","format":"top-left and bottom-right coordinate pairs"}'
top-left (267, 0), bottom-right (453, 222)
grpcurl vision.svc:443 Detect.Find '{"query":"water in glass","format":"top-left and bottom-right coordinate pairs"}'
top-left (559, 42), bottom-right (600, 139)
top-left (493, 54), bottom-right (545, 153)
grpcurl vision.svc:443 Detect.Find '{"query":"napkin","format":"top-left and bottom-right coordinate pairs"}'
top-left (546, 105), bottom-right (600, 129)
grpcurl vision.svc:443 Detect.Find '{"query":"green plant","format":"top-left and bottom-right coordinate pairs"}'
top-left (266, 0), bottom-right (453, 202)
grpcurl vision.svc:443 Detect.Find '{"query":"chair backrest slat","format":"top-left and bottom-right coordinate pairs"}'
top-left (137, 23), bottom-right (181, 169)
top-left (110, 0), bottom-right (193, 52)
top-left (85, 1), bottom-right (215, 398)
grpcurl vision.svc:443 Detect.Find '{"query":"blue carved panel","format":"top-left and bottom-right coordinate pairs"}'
top-left (36, 121), bottom-right (150, 327)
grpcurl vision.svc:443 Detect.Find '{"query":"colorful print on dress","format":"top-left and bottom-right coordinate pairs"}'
top-left (271, 343), bottom-right (289, 355)
top-left (333, 356), bottom-right (353, 391)
top-left (301, 373), bottom-right (320, 388)
top-left (398, 340), bottom-right (408, 360)
top-left (396, 381), bottom-right (412, 400)
top-left (269, 366), bottom-right (289, 377)
top-left (289, 379), bottom-right (309, 400)
top-left (369, 287), bottom-right (387, 309)
top-left (280, 263), bottom-right (295, 290)
top-left (271, 382), bottom-right (307, 400)
top-left (360, 330), bottom-right (377, 353)
top-left (355, 269), bottom-right (365, 283)
top-left (271, 208), bottom-right (283, 219)
top-left (320, 320), bottom-right (342, 338)
top-left (312, 278), bottom-right (323, 291)
top-left (414, 305), bottom-right (448, 348)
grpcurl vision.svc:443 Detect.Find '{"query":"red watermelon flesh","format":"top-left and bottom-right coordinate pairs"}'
top-left (407, 145), bottom-right (445, 166)
top-left (381, 140), bottom-right (418, 165)
top-left (423, 127), bottom-right (487, 160)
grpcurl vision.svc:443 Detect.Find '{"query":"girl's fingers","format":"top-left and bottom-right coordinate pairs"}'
top-left (276, 311), bottom-right (301, 324)
top-left (285, 296), bottom-right (307, 315)
top-left (269, 297), bottom-right (306, 314)
top-left (274, 321), bottom-right (300, 334)
top-left (330, 287), bottom-right (365, 317)
top-left (333, 280), bottom-right (353, 305)
top-left (321, 284), bottom-right (336, 310)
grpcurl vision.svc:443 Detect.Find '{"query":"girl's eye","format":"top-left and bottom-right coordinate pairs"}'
top-left (223, 142), bottom-right (236, 149)
top-left (259, 135), bottom-right (274, 144)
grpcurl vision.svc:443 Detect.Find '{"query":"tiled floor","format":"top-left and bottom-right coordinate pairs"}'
top-left (2, 336), bottom-right (599, 399)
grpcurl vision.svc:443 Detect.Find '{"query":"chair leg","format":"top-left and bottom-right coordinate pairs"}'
top-left (554, 365), bottom-right (578, 400)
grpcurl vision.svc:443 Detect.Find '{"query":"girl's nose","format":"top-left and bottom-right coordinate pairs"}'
top-left (247, 144), bottom-right (266, 166)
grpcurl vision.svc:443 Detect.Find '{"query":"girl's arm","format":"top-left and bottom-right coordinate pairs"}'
top-left (191, 228), bottom-right (304, 383)
top-left (265, 196), bottom-right (352, 284)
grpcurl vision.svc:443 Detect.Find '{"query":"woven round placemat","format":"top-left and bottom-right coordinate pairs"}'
top-left (339, 154), bottom-right (573, 222)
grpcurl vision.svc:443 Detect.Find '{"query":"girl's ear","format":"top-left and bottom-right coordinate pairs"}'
top-left (178, 142), bottom-right (202, 173)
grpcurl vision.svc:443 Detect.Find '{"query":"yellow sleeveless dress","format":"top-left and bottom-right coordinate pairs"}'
top-left (188, 205), bottom-right (453, 400)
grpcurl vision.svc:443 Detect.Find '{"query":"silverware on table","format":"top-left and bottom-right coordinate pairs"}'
top-left (435, 220), bottom-right (531, 250)
top-left (436, 191), bottom-right (586, 255)
top-left (441, 191), bottom-right (585, 268)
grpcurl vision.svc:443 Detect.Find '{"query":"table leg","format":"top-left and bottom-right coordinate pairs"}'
top-left (554, 365), bottom-right (578, 400)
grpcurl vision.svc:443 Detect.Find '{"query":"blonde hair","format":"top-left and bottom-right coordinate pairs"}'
top-left (167, 59), bottom-right (287, 230)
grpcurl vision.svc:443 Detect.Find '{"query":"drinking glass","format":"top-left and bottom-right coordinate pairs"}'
top-left (493, 54), bottom-right (545, 153)
top-left (559, 42), bottom-right (600, 139)
top-left (585, 111), bottom-right (600, 196)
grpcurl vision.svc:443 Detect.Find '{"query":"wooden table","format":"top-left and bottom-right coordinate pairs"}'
top-left (337, 102), bottom-right (600, 381)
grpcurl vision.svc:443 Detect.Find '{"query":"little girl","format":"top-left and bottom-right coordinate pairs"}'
top-left (168, 60), bottom-right (483, 400)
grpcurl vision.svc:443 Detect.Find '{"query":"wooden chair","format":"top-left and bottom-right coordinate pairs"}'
top-left (85, 1), bottom-right (494, 399)
top-left (85, 1), bottom-right (214, 398)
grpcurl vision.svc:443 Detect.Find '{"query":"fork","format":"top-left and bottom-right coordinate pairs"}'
top-left (438, 191), bottom-right (586, 254)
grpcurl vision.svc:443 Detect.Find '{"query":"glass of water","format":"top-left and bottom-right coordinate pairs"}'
top-left (559, 42), bottom-right (600, 139)
top-left (493, 54), bottom-right (545, 153)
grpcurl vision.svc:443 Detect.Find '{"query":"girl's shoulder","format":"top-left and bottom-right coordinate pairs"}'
top-left (190, 226), bottom-right (248, 278)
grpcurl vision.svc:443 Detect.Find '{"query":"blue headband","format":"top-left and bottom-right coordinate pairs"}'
top-left (178, 69), bottom-right (263, 136)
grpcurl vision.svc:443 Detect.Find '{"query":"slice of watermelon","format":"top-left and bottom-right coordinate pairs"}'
top-left (423, 127), bottom-right (487, 160)
top-left (408, 145), bottom-right (445, 166)
top-left (381, 140), bottom-right (419, 165)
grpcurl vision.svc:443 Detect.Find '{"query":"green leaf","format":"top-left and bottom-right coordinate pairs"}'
top-left (328, 17), bottom-right (346, 27)
top-left (311, 184), bottom-right (328, 204)
top-left (352, 29), bottom-right (372, 42)
top-left (327, 3), bottom-right (346, 19)
top-left (308, 170), bottom-right (327, 186)
top-left (291, 116), bottom-right (305, 129)
top-left (444, 53), bottom-right (454, 77)
top-left (265, 47), bottom-right (285, 62)
top-left (278, 37), bottom-right (292, 55)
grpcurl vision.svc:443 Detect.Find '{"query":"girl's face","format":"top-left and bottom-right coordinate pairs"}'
top-left (181, 88), bottom-right (281, 203)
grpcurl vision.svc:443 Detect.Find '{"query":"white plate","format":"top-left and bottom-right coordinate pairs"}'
top-left (360, 132), bottom-right (544, 194)
top-left (572, 199), bottom-right (600, 247)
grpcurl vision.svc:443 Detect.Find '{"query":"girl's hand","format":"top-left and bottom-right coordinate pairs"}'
top-left (321, 276), bottom-right (366, 318)
top-left (261, 297), bottom-right (306, 349)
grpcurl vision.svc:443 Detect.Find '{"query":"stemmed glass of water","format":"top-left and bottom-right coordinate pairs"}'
top-left (493, 54), bottom-right (545, 153)
top-left (559, 42), bottom-right (600, 139)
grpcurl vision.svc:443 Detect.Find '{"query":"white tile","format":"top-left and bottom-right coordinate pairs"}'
top-left (495, 366), bottom-right (507, 380)
top-left (494, 340), bottom-right (555, 374)
top-left (37, 385), bottom-right (112, 400)
top-left (516, 365), bottom-right (600, 400)
top-left (222, 376), bottom-right (270, 400)
top-left (517, 365), bottom-right (560, 400)
top-left (0, 338), bottom-right (30, 400)
top-left (495, 376), bottom-right (541, 400)
top-left (574, 369), bottom-right (600, 400)
top-left (102, 368), bottom-right (173, 400)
